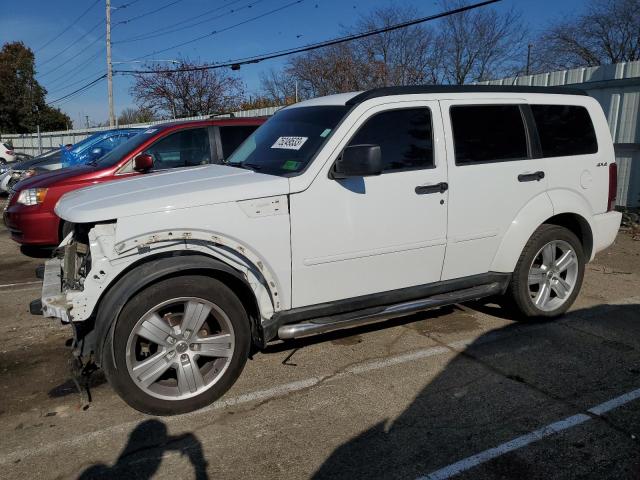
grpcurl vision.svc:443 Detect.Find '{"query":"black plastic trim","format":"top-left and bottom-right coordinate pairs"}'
top-left (345, 85), bottom-right (587, 106)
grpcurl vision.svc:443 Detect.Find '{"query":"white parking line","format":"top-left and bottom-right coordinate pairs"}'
top-left (420, 387), bottom-right (640, 480)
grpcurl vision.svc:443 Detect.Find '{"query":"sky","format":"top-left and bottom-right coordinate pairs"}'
top-left (0, 0), bottom-right (588, 128)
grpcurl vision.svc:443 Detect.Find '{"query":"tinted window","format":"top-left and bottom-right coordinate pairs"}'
top-left (451, 105), bottom-right (528, 164)
top-left (219, 125), bottom-right (259, 160)
top-left (144, 128), bottom-right (211, 169)
top-left (532, 105), bottom-right (598, 157)
top-left (227, 106), bottom-right (349, 176)
top-left (347, 108), bottom-right (433, 172)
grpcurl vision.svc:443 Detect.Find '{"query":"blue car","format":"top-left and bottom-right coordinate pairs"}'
top-left (61, 128), bottom-right (143, 167)
top-left (0, 128), bottom-right (143, 192)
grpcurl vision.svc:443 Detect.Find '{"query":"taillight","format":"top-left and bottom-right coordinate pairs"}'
top-left (5, 150), bottom-right (13, 155)
top-left (607, 163), bottom-right (617, 212)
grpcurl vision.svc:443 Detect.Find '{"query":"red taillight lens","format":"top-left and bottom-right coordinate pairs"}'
top-left (5, 150), bottom-right (13, 155)
top-left (608, 163), bottom-right (617, 212)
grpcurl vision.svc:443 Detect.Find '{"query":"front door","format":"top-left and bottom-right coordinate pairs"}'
top-left (290, 101), bottom-right (448, 308)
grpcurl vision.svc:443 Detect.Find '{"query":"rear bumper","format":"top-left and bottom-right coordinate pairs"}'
top-left (40, 257), bottom-right (72, 322)
top-left (591, 211), bottom-right (622, 257)
top-left (3, 204), bottom-right (60, 245)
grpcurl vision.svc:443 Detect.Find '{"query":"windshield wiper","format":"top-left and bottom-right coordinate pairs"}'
top-left (234, 161), bottom-right (262, 171)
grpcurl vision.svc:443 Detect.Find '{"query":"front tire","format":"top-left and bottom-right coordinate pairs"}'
top-left (103, 275), bottom-right (251, 415)
top-left (507, 224), bottom-right (585, 318)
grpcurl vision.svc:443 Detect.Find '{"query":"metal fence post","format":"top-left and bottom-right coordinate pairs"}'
top-left (37, 125), bottom-right (42, 155)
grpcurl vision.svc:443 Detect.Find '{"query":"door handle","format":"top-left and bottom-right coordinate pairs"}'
top-left (415, 182), bottom-right (448, 195)
top-left (518, 171), bottom-right (545, 182)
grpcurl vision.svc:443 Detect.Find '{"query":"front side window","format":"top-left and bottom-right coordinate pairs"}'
top-left (451, 105), bottom-right (528, 164)
top-left (347, 108), bottom-right (434, 172)
top-left (144, 128), bottom-right (211, 170)
top-left (531, 105), bottom-right (598, 157)
top-left (227, 106), bottom-right (349, 176)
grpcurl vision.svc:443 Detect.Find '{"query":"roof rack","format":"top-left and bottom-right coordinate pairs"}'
top-left (345, 85), bottom-right (587, 105)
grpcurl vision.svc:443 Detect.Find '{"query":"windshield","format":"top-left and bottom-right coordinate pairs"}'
top-left (90, 128), bottom-right (160, 168)
top-left (227, 106), bottom-right (349, 176)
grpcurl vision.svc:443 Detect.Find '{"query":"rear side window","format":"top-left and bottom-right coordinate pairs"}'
top-left (348, 108), bottom-right (434, 172)
top-left (531, 105), bottom-right (598, 157)
top-left (219, 125), bottom-right (259, 160)
top-left (451, 105), bottom-right (528, 164)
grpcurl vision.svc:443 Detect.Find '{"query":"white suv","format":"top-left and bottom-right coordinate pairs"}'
top-left (37, 86), bottom-right (622, 414)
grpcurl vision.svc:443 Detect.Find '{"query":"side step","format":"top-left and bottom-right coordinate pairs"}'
top-left (277, 282), bottom-right (502, 340)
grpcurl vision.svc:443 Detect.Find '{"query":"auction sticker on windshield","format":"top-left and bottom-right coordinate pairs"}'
top-left (271, 136), bottom-right (308, 150)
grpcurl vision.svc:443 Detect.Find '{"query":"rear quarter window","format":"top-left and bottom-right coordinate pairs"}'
top-left (531, 105), bottom-right (598, 157)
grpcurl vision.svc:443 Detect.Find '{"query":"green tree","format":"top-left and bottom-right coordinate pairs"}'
top-left (0, 41), bottom-right (71, 133)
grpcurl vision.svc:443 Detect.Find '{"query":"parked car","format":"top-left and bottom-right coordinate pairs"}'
top-left (4, 118), bottom-right (264, 245)
top-left (0, 129), bottom-right (143, 193)
top-left (0, 142), bottom-right (16, 164)
top-left (34, 86), bottom-right (621, 415)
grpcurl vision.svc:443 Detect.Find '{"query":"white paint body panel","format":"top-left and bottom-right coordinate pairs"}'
top-left (290, 99), bottom-right (448, 307)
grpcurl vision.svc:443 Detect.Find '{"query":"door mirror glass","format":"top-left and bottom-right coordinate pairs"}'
top-left (331, 144), bottom-right (382, 179)
top-left (134, 153), bottom-right (154, 172)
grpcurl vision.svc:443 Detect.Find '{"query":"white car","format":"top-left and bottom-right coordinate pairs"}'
top-left (37, 86), bottom-right (622, 415)
top-left (0, 143), bottom-right (16, 164)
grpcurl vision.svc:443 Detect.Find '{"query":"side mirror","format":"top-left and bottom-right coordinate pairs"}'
top-left (134, 153), bottom-right (154, 172)
top-left (331, 144), bottom-right (383, 179)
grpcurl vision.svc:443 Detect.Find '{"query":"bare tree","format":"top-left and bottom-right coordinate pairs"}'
top-left (286, 43), bottom-right (374, 98)
top-left (537, 0), bottom-right (640, 70)
top-left (259, 68), bottom-right (299, 105)
top-left (117, 106), bottom-right (156, 125)
top-left (353, 6), bottom-right (442, 86)
top-left (437, 0), bottom-right (527, 84)
top-left (131, 59), bottom-right (245, 118)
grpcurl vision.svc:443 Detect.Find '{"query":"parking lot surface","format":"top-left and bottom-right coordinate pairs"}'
top-left (1, 196), bottom-right (639, 479)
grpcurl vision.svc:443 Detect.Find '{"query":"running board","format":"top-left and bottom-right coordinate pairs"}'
top-left (277, 282), bottom-right (502, 340)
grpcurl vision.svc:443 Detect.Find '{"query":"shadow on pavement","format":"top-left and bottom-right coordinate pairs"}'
top-left (312, 302), bottom-right (640, 480)
top-left (19, 245), bottom-right (54, 259)
top-left (78, 419), bottom-right (209, 480)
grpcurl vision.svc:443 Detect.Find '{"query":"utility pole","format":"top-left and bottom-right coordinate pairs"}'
top-left (525, 44), bottom-right (532, 76)
top-left (106, 0), bottom-right (115, 127)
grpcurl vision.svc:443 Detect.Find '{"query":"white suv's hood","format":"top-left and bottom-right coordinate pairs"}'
top-left (56, 164), bottom-right (290, 223)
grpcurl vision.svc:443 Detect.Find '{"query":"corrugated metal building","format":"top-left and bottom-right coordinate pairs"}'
top-left (480, 61), bottom-right (640, 208)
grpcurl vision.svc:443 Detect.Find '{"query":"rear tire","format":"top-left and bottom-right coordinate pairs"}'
top-left (507, 224), bottom-right (585, 318)
top-left (103, 275), bottom-right (251, 415)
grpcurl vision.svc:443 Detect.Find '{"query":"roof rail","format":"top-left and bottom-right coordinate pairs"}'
top-left (345, 85), bottom-right (587, 105)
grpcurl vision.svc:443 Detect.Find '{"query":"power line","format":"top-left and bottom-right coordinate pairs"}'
top-left (39, 36), bottom-right (105, 80)
top-left (114, 0), bottom-right (263, 44)
top-left (46, 69), bottom-right (107, 95)
top-left (47, 74), bottom-right (107, 105)
top-left (115, 0), bottom-right (185, 25)
top-left (37, 17), bottom-right (105, 71)
top-left (118, 0), bottom-right (501, 75)
top-left (35, 0), bottom-right (101, 53)
top-left (128, 0), bottom-right (306, 61)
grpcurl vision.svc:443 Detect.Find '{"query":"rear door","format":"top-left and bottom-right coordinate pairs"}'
top-left (440, 100), bottom-right (548, 280)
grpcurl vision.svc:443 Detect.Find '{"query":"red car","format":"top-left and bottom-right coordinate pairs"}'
top-left (4, 118), bottom-right (265, 246)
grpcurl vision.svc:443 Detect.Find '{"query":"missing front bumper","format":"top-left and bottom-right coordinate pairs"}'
top-left (40, 257), bottom-right (72, 322)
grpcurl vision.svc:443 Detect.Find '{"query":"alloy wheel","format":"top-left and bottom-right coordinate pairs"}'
top-left (125, 297), bottom-right (235, 401)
